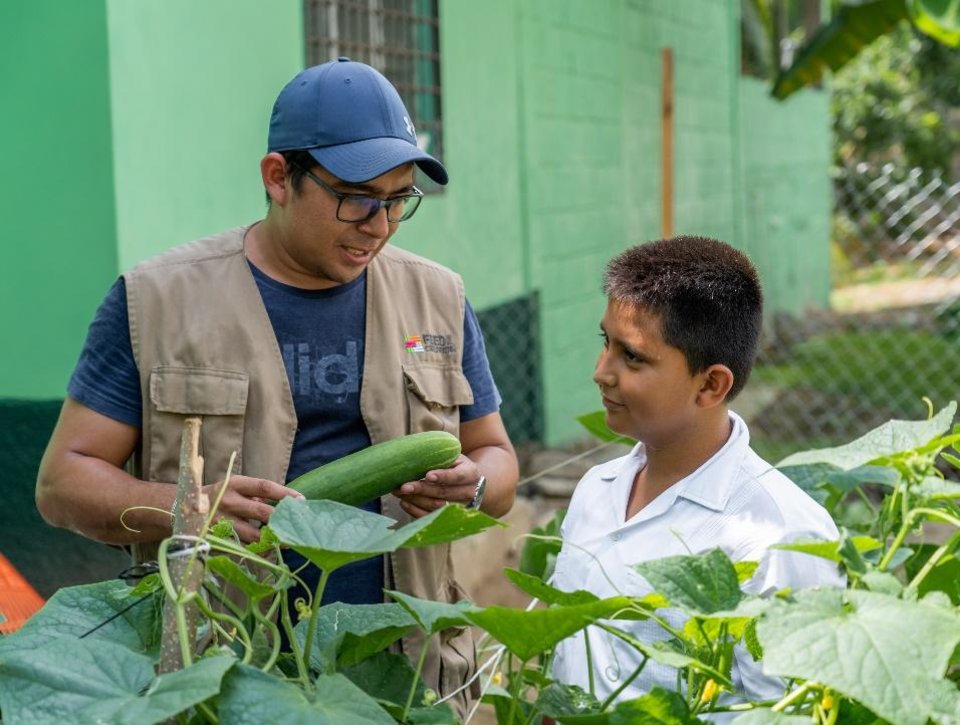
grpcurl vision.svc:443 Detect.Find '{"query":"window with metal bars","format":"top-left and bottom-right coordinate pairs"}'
top-left (304, 0), bottom-right (444, 193)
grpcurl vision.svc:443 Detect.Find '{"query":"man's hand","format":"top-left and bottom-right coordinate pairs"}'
top-left (204, 475), bottom-right (305, 543)
top-left (392, 454), bottom-right (480, 519)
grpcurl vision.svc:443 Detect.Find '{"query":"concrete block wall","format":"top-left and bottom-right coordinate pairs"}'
top-left (518, 0), bottom-right (747, 443)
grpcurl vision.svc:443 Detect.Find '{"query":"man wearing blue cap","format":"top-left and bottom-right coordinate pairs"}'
top-left (36, 58), bottom-right (519, 713)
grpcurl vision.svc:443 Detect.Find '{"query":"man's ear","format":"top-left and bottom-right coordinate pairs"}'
top-left (261, 152), bottom-right (289, 206)
top-left (696, 364), bottom-right (734, 408)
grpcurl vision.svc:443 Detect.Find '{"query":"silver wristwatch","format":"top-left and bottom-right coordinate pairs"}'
top-left (466, 475), bottom-right (486, 510)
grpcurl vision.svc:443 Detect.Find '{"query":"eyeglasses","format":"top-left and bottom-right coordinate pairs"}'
top-left (295, 163), bottom-right (423, 223)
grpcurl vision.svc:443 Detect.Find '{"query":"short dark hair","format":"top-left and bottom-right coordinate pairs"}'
top-left (265, 149), bottom-right (316, 204)
top-left (603, 235), bottom-right (763, 400)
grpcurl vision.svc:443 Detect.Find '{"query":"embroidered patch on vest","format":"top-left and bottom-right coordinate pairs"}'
top-left (405, 333), bottom-right (456, 354)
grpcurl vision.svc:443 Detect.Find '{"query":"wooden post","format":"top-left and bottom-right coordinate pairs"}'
top-left (159, 417), bottom-right (209, 673)
top-left (661, 47), bottom-right (674, 239)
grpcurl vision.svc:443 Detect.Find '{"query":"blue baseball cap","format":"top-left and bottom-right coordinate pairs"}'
top-left (267, 57), bottom-right (448, 185)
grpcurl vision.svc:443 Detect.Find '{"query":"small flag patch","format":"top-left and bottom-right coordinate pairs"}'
top-left (405, 335), bottom-right (425, 352)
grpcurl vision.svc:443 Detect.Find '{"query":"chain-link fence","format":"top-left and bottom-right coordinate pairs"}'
top-left (476, 293), bottom-right (544, 446)
top-left (744, 162), bottom-right (960, 463)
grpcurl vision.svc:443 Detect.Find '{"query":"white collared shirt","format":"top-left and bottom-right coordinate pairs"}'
top-left (551, 412), bottom-right (843, 713)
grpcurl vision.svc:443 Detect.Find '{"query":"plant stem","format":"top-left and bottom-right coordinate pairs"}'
top-left (878, 511), bottom-right (917, 571)
top-left (600, 655), bottom-right (647, 710)
top-left (908, 535), bottom-right (959, 590)
top-left (880, 507), bottom-right (960, 571)
top-left (772, 681), bottom-right (817, 712)
top-left (505, 652), bottom-right (526, 725)
top-left (197, 701), bottom-right (219, 723)
top-left (193, 597), bottom-right (254, 663)
top-left (584, 629), bottom-right (596, 697)
top-left (402, 635), bottom-right (433, 721)
top-left (279, 590), bottom-right (311, 686)
top-left (300, 567), bottom-right (332, 676)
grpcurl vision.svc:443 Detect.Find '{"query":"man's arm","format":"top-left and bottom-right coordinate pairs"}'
top-left (36, 398), bottom-right (303, 544)
top-left (394, 411), bottom-right (519, 519)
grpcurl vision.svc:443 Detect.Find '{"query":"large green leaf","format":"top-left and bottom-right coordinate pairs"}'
top-left (386, 590), bottom-right (476, 633)
top-left (909, 0), bottom-right (960, 44)
top-left (519, 509), bottom-right (565, 581)
top-left (312, 602), bottom-right (416, 667)
top-left (504, 568), bottom-right (601, 606)
top-left (535, 682), bottom-right (602, 719)
top-left (915, 553), bottom-right (960, 604)
top-left (595, 622), bottom-right (733, 687)
top-left (773, 534), bottom-right (881, 564)
top-left (549, 686), bottom-right (701, 724)
top-left (0, 579), bottom-right (160, 658)
top-left (777, 402), bottom-right (957, 469)
top-left (0, 637), bottom-right (232, 724)
top-left (217, 665), bottom-right (395, 724)
top-left (341, 650), bottom-right (457, 722)
top-left (465, 596), bottom-right (635, 661)
top-left (634, 549), bottom-right (743, 616)
top-left (268, 498), bottom-right (500, 571)
top-left (577, 410), bottom-right (637, 445)
top-left (206, 555), bottom-right (274, 602)
top-left (772, 0), bottom-right (909, 100)
top-left (756, 588), bottom-right (960, 725)
top-left (914, 475), bottom-right (960, 501)
top-left (340, 650), bottom-right (428, 710)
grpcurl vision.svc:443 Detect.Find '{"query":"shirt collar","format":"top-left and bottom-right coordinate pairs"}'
top-left (597, 411), bottom-right (750, 513)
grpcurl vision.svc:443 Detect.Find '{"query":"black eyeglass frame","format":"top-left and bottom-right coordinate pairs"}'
top-left (293, 162), bottom-right (424, 223)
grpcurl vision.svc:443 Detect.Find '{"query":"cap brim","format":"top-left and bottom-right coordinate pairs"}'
top-left (309, 137), bottom-right (448, 185)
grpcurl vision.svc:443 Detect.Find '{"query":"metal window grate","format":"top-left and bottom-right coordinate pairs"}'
top-left (304, 0), bottom-right (444, 193)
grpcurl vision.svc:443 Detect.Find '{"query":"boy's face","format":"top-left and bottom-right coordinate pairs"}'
top-left (594, 300), bottom-right (704, 447)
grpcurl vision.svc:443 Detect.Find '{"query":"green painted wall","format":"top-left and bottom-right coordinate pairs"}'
top-left (0, 0), bottom-right (117, 398)
top-left (1, 0), bottom-right (832, 446)
top-left (105, 0), bottom-right (303, 270)
top-left (399, 0), bottom-right (527, 311)
top-left (738, 77), bottom-right (832, 315)
top-left (514, 0), bottom-right (759, 443)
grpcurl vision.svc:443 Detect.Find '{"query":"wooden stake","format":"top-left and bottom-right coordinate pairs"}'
top-left (159, 417), bottom-right (208, 673)
top-left (661, 47), bottom-right (674, 239)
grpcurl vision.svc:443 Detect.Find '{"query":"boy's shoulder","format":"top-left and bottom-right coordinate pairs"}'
top-left (734, 445), bottom-right (838, 538)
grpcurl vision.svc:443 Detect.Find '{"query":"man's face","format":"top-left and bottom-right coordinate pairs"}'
top-left (278, 162), bottom-right (416, 288)
top-left (593, 300), bottom-right (703, 448)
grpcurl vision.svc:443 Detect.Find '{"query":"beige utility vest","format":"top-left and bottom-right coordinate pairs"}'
top-left (124, 226), bottom-right (477, 708)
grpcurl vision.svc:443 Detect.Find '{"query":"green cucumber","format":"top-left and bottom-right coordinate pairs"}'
top-left (288, 430), bottom-right (462, 505)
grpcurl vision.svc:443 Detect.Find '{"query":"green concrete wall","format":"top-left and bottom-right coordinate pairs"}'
top-left (105, 0), bottom-right (304, 270)
top-left (1, 0), bottom-right (832, 446)
top-left (739, 77), bottom-right (832, 315)
top-left (514, 0), bottom-right (759, 443)
top-left (400, 0), bottom-right (527, 311)
top-left (0, 0), bottom-right (118, 398)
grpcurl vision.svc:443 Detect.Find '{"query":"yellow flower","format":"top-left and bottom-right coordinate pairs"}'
top-left (700, 679), bottom-right (719, 704)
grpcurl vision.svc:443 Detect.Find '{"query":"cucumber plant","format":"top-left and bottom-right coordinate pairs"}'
top-left (0, 407), bottom-right (958, 724)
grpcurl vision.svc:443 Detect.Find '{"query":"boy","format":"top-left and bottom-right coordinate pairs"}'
top-left (551, 236), bottom-right (842, 707)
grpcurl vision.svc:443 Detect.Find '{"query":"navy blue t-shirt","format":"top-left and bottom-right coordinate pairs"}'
top-left (68, 262), bottom-right (501, 608)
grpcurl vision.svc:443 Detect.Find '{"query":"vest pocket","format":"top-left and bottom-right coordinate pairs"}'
top-left (148, 366), bottom-right (249, 484)
top-left (402, 363), bottom-right (474, 434)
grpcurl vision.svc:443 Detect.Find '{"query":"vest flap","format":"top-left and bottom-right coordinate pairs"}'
top-left (402, 363), bottom-right (474, 407)
top-left (150, 366), bottom-right (249, 415)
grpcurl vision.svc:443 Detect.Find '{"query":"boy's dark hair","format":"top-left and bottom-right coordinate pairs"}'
top-left (603, 235), bottom-right (763, 400)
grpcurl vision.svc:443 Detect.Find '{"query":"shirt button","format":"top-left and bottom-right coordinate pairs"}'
top-left (610, 532), bottom-right (621, 542)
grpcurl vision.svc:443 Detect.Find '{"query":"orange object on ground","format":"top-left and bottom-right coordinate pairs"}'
top-left (0, 553), bottom-right (45, 634)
